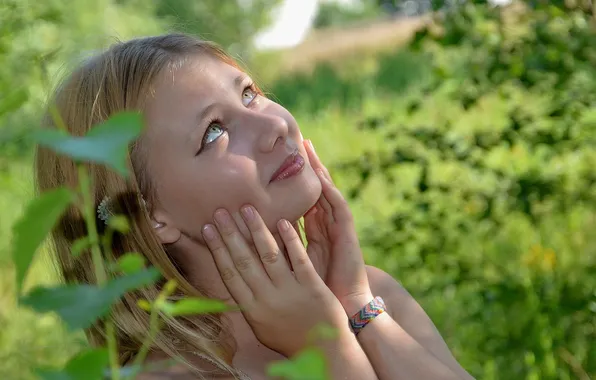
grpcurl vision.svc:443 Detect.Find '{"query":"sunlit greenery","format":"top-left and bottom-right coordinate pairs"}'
top-left (1, 1), bottom-right (595, 379)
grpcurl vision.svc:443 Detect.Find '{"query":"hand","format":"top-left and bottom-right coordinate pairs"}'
top-left (202, 206), bottom-right (348, 358)
top-left (303, 140), bottom-right (374, 316)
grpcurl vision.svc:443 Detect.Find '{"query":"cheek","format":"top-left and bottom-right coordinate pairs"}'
top-left (171, 157), bottom-right (263, 224)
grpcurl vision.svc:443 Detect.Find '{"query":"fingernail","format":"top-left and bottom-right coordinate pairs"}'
top-left (278, 219), bottom-right (291, 232)
top-left (241, 205), bottom-right (254, 221)
top-left (214, 209), bottom-right (231, 228)
top-left (308, 140), bottom-right (316, 154)
top-left (203, 224), bottom-right (216, 241)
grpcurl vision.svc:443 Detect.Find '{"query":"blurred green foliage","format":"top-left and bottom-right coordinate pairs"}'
top-left (1, 1), bottom-right (596, 379)
top-left (0, 0), bottom-right (278, 159)
top-left (272, 2), bottom-right (596, 379)
top-left (313, 0), bottom-right (382, 29)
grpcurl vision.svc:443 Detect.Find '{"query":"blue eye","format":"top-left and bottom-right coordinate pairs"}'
top-left (242, 86), bottom-right (257, 106)
top-left (203, 123), bottom-right (225, 145)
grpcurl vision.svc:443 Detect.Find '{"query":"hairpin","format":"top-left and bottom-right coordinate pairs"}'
top-left (97, 196), bottom-right (114, 225)
top-left (97, 194), bottom-right (149, 225)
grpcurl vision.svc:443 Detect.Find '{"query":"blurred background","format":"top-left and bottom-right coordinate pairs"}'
top-left (1, 0), bottom-right (595, 379)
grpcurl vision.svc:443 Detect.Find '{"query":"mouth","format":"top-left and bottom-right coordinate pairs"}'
top-left (270, 150), bottom-right (305, 183)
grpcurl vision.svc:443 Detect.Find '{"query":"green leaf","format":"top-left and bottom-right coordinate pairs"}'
top-left (35, 348), bottom-right (109, 380)
top-left (159, 297), bottom-right (232, 316)
top-left (108, 215), bottom-right (130, 234)
top-left (12, 187), bottom-right (73, 294)
top-left (0, 88), bottom-right (28, 117)
top-left (137, 299), bottom-right (152, 312)
top-left (33, 112), bottom-right (144, 177)
top-left (116, 252), bottom-right (145, 275)
top-left (71, 237), bottom-right (92, 258)
top-left (267, 347), bottom-right (329, 380)
top-left (20, 268), bottom-right (161, 330)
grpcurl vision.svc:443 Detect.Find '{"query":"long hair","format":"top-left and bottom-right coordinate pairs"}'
top-left (34, 33), bottom-right (255, 378)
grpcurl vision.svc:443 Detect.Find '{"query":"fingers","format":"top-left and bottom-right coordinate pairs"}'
top-left (240, 205), bottom-right (293, 286)
top-left (317, 196), bottom-right (334, 225)
top-left (304, 140), bottom-right (334, 223)
top-left (316, 169), bottom-right (353, 225)
top-left (277, 219), bottom-right (322, 286)
top-left (207, 209), bottom-right (273, 298)
top-left (304, 140), bottom-right (332, 181)
top-left (304, 140), bottom-right (353, 224)
top-left (202, 223), bottom-right (255, 306)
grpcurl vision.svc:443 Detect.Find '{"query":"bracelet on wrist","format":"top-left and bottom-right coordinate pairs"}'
top-left (349, 296), bottom-right (386, 336)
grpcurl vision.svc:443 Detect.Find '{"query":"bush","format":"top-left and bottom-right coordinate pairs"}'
top-left (268, 2), bottom-right (596, 378)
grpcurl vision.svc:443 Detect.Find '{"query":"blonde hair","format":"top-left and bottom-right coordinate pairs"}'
top-left (34, 33), bottom-right (255, 378)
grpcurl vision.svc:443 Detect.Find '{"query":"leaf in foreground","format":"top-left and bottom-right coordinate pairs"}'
top-left (71, 237), bottom-right (92, 258)
top-left (33, 112), bottom-right (143, 177)
top-left (116, 252), bottom-right (146, 275)
top-left (36, 348), bottom-right (109, 380)
top-left (12, 187), bottom-right (73, 294)
top-left (20, 268), bottom-right (161, 330)
top-left (160, 297), bottom-right (233, 316)
top-left (267, 347), bottom-right (329, 380)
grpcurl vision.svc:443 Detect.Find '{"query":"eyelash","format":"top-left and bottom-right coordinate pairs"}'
top-left (197, 83), bottom-right (258, 154)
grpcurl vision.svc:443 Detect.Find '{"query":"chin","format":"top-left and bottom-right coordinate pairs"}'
top-left (290, 167), bottom-right (322, 220)
top-left (268, 166), bottom-right (322, 227)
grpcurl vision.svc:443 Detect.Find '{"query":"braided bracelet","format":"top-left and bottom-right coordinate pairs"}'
top-left (349, 296), bottom-right (386, 336)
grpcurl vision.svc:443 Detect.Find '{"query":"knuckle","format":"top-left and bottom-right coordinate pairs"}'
top-left (261, 250), bottom-right (280, 265)
top-left (220, 227), bottom-right (236, 237)
top-left (211, 246), bottom-right (228, 257)
top-left (234, 256), bottom-right (253, 271)
top-left (308, 286), bottom-right (327, 300)
top-left (294, 253), bottom-right (309, 268)
top-left (249, 219), bottom-right (266, 232)
top-left (285, 232), bottom-right (300, 244)
top-left (220, 267), bottom-right (237, 282)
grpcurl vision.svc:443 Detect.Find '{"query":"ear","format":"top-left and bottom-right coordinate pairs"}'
top-left (150, 207), bottom-right (181, 245)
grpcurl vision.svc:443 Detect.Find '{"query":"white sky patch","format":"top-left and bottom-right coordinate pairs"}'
top-left (254, 0), bottom-right (319, 50)
top-left (254, 0), bottom-right (512, 50)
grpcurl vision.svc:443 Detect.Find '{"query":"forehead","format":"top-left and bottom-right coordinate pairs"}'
top-left (142, 55), bottom-right (245, 136)
top-left (151, 55), bottom-right (243, 100)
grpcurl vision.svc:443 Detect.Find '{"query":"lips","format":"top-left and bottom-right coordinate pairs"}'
top-left (270, 150), bottom-right (305, 182)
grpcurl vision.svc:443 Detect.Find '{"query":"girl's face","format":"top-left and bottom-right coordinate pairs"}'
top-left (143, 55), bottom-right (321, 243)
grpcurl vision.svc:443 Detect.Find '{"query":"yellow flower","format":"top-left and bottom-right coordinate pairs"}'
top-left (522, 244), bottom-right (556, 272)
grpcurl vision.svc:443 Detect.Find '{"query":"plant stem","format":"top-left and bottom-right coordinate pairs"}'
top-left (127, 281), bottom-right (177, 379)
top-left (78, 165), bottom-right (119, 380)
top-left (78, 165), bottom-right (107, 284)
top-left (128, 304), bottom-right (161, 379)
top-left (49, 103), bottom-right (68, 132)
top-left (106, 320), bottom-right (120, 380)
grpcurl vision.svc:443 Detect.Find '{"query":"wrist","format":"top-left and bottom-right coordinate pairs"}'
top-left (348, 296), bottom-right (387, 336)
top-left (340, 290), bottom-right (374, 316)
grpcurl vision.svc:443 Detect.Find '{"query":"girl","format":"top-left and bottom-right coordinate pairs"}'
top-left (35, 33), bottom-right (472, 380)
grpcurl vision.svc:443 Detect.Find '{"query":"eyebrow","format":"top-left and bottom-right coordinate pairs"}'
top-left (189, 73), bottom-right (250, 143)
top-left (197, 74), bottom-right (248, 121)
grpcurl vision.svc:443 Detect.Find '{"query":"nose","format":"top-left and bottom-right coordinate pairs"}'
top-left (245, 110), bottom-right (290, 153)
